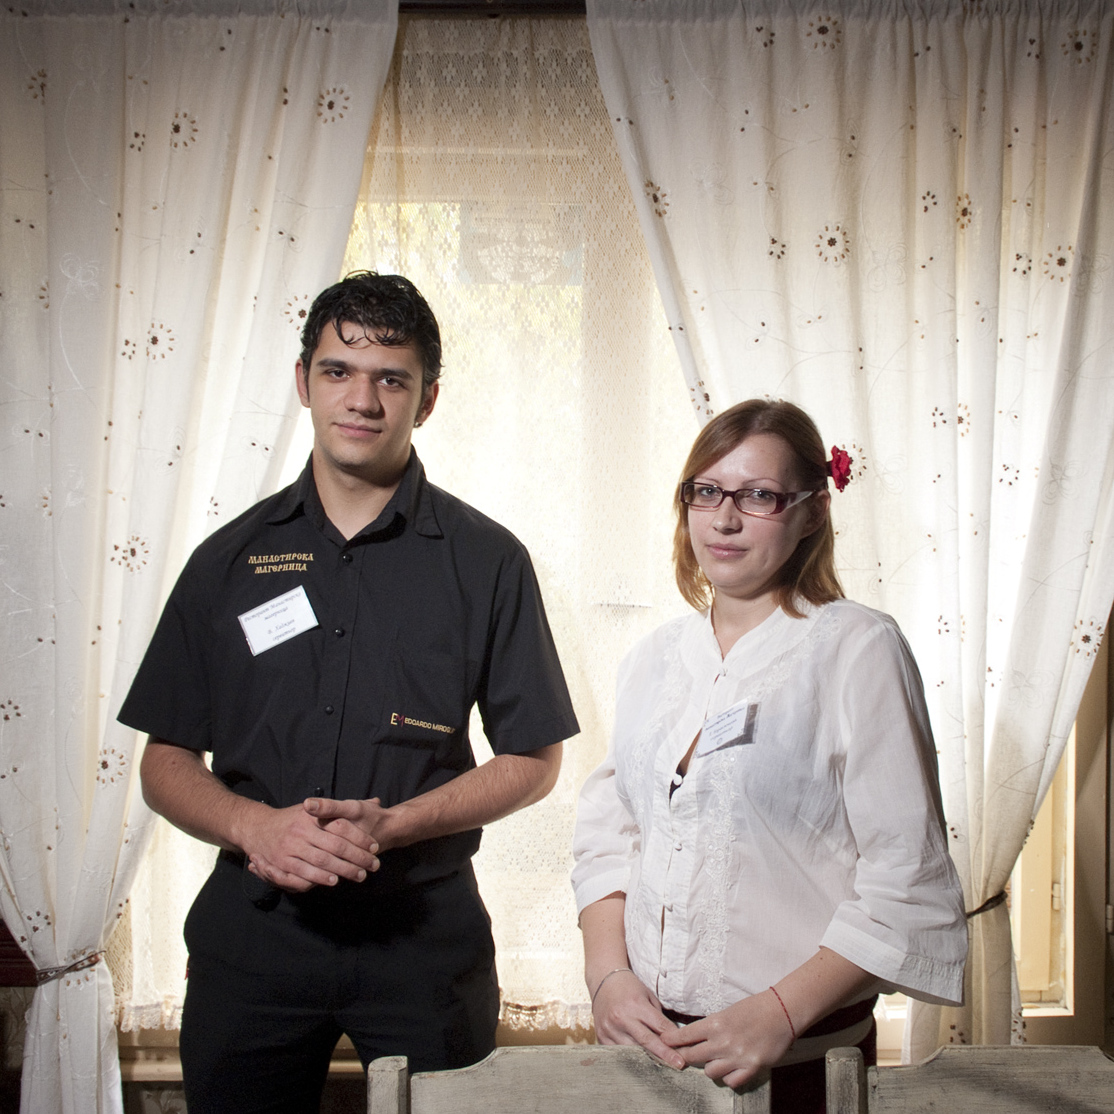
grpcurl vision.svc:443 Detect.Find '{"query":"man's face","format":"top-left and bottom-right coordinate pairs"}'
top-left (295, 321), bottom-right (437, 488)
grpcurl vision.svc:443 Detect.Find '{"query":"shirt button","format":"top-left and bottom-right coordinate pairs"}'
top-left (311, 786), bottom-right (323, 796)
top-left (324, 705), bottom-right (334, 715)
top-left (334, 628), bottom-right (345, 638)
top-left (341, 552), bottom-right (353, 564)
top-left (673, 840), bottom-right (683, 851)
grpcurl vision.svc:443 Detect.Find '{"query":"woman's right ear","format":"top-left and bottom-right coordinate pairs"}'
top-left (804, 489), bottom-right (831, 536)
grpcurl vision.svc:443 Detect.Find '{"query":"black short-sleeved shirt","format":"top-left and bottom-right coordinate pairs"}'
top-left (119, 450), bottom-right (579, 892)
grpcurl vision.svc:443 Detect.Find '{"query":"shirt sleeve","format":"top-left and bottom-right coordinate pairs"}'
top-left (116, 553), bottom-right (215, 752)
top-left (476, 543), bottom-right (580, 754)
top-left (571, 743), bottom-right (642, 913)
top-left (819, 615), bottom-right (968, 1005)
top-left (571, 648), bottom-right (643, 913)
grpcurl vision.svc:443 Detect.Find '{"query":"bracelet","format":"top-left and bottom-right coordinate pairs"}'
top-left (769, 986), bottom-right (797, 1042)
top-left (591, 967), bottom-right (634, 1006)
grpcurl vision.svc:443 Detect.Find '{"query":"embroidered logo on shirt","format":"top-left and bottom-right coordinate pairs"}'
top-left (389, 712), bottom-right (454, 735)
top-left (248, 551), bottom-right (315, 574)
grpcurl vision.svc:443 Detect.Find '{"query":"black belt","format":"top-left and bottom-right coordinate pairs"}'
top-left (663, 993), bottom-right (877, 1039)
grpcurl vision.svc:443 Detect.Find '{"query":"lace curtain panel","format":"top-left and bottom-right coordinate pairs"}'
top-left (325, 13), bottom-right (697, 1029)
top-left (587, 0), bottom-right (1114, 1057)
top-left (0, 1), bottom-right (397, 1108)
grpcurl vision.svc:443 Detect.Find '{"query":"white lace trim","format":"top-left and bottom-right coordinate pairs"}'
top-left (620, 615), bottom-right (690, 831)
top-left (119, 997), bottom-right (593, 1035)
top-left (117, 1000), bottom-right (184, 1032)
top-left (499, 998), bottom-right (594, 1033)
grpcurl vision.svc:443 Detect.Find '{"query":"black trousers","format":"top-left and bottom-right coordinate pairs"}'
top-left (179, 857), bottom-right (499, 1114)
top-left (767, 1019), bottom-right (876, 1114)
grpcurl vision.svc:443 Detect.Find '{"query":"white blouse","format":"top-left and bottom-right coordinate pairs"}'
top-left (572, 600), bottom-right (967, 1016)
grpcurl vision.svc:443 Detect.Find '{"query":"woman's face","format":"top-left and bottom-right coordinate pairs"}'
top-left (687, 432), bottom-right (828, 605)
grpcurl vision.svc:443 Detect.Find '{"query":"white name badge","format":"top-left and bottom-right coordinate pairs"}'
top-left (695, 700), bottom-right (758, 758)
top-left (238, 585), bottom-right (319, 656)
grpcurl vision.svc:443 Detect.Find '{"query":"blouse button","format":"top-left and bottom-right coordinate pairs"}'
top-left (673, 840), bottom-right (683, 851)
top-left (341, 552), bottom-right (353, 564)
top-left (324, 705), bottom-right (335, 715)
top-left (334, 628), bottom-right (345, 638)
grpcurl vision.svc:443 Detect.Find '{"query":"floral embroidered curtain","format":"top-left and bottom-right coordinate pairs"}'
top-left (0, 1), bottom-right (396, 1108)
top-left (586, 0), bottom-right (1114, 1056)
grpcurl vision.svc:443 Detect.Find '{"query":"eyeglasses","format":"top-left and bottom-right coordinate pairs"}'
top-left (679, 482), bottom-right (815, 517)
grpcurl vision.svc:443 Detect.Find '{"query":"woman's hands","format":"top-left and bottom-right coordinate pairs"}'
top-left (580, 893), bottom-right (685, 1071)
top-left (662, 948), bottom-right (878, 1088)
top-left (660, 990), bottom-right (793, 1088)
top-left (591, 968), bottom-right (685, 1070)
top-left (580, 897), bottom-right (876, 1088)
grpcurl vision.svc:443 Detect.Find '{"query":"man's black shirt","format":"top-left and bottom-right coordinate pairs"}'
top-left (118, 450), bottom-right (578, 891)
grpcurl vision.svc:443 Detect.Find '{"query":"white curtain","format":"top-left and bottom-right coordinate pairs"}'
top-left (587, 0), bottom-right (1114, 1057)
top-left (336, 13), bottom-right (698, 1030)
top-left (0, 1), bottom-right (396, 1108)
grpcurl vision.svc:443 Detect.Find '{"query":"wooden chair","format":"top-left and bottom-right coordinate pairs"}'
top-left (825, 1043), bottom-right (1114, 1113)
top-left (368, 1045), bottom-right (771, 1114)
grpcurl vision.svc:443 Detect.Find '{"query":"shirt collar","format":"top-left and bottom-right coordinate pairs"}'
top-left (683, 601), bottom-right (809, 674)
top-left (404, 450), bottom-right (444, 539)
top-left (388, 448), bottom-right (443, 539)
top-left (265, 449), bottom-right (444, 540)
top-left (266, 461), bottom-right (315, 526)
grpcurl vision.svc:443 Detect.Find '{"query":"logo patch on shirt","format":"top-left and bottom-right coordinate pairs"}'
top-left (389, 712), bottom-right (455, 735)
top-left (238, 585), bottom-right (319, 656)
top-left (247, 551), bottom-right (315, 574)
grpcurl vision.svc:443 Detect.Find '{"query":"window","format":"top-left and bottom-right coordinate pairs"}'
top-left (1012, 630), bottom-right (1109, 1045)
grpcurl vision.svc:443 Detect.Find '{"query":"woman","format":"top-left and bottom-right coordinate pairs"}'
top-left (572, 400), bottom-right (966, 1111)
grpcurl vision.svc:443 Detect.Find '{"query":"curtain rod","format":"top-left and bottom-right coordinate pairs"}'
top-left (399, 1), bottom-right (586, 13)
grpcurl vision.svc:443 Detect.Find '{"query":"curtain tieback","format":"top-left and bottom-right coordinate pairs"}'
top-left (35, 951), bottom-right (103, 985)
top-left (965, 891), bottom-right (1007, 919)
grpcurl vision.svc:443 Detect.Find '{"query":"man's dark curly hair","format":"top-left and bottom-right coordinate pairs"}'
top-left (298, 271), bottom-right (443, 392)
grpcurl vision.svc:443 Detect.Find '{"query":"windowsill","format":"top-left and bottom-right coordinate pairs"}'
top-left (119, 1053), bottom-right (364, 1084)
top-left (117, 1029), bottom-right (364, 1083)
top-left (1020, 1005), bottom-right (1073, 1018)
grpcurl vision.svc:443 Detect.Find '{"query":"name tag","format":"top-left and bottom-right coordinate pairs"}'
top-left (695, 700), bottom-right (758, 757)
top-left (238, 585), bottom-right (319, 656)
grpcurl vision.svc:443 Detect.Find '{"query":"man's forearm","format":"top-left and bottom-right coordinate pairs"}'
top-left (140, 737), bottom-right (261, 852)
top-left (141, 738), bottom-right (380, 891)
top-left (372, 742), bottom-right (562, 852)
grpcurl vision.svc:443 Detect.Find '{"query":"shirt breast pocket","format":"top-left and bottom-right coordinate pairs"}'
top-left (384, 646), bottom-right (477, 756)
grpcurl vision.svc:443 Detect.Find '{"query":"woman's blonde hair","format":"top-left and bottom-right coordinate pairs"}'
top-left (673, 399), bottom-right (844, 617)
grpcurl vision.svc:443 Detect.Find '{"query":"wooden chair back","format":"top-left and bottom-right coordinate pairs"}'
top-left (826, 1043), bottom-right (1114, 1113)
top-left (368, 1045), bottom-right (771, 1114)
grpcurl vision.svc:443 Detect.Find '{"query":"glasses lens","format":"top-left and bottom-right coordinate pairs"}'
top-left (737, 489), bottom-right (783, 515)
top-left (683, 483), bottom-right (723, 508)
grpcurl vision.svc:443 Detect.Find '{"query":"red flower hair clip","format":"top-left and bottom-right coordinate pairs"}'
top-left (828, 446), bottom-right (853, 492)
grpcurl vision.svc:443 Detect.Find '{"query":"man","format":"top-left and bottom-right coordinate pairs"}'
top-left (118, 272), bottom-right (578, 1113)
